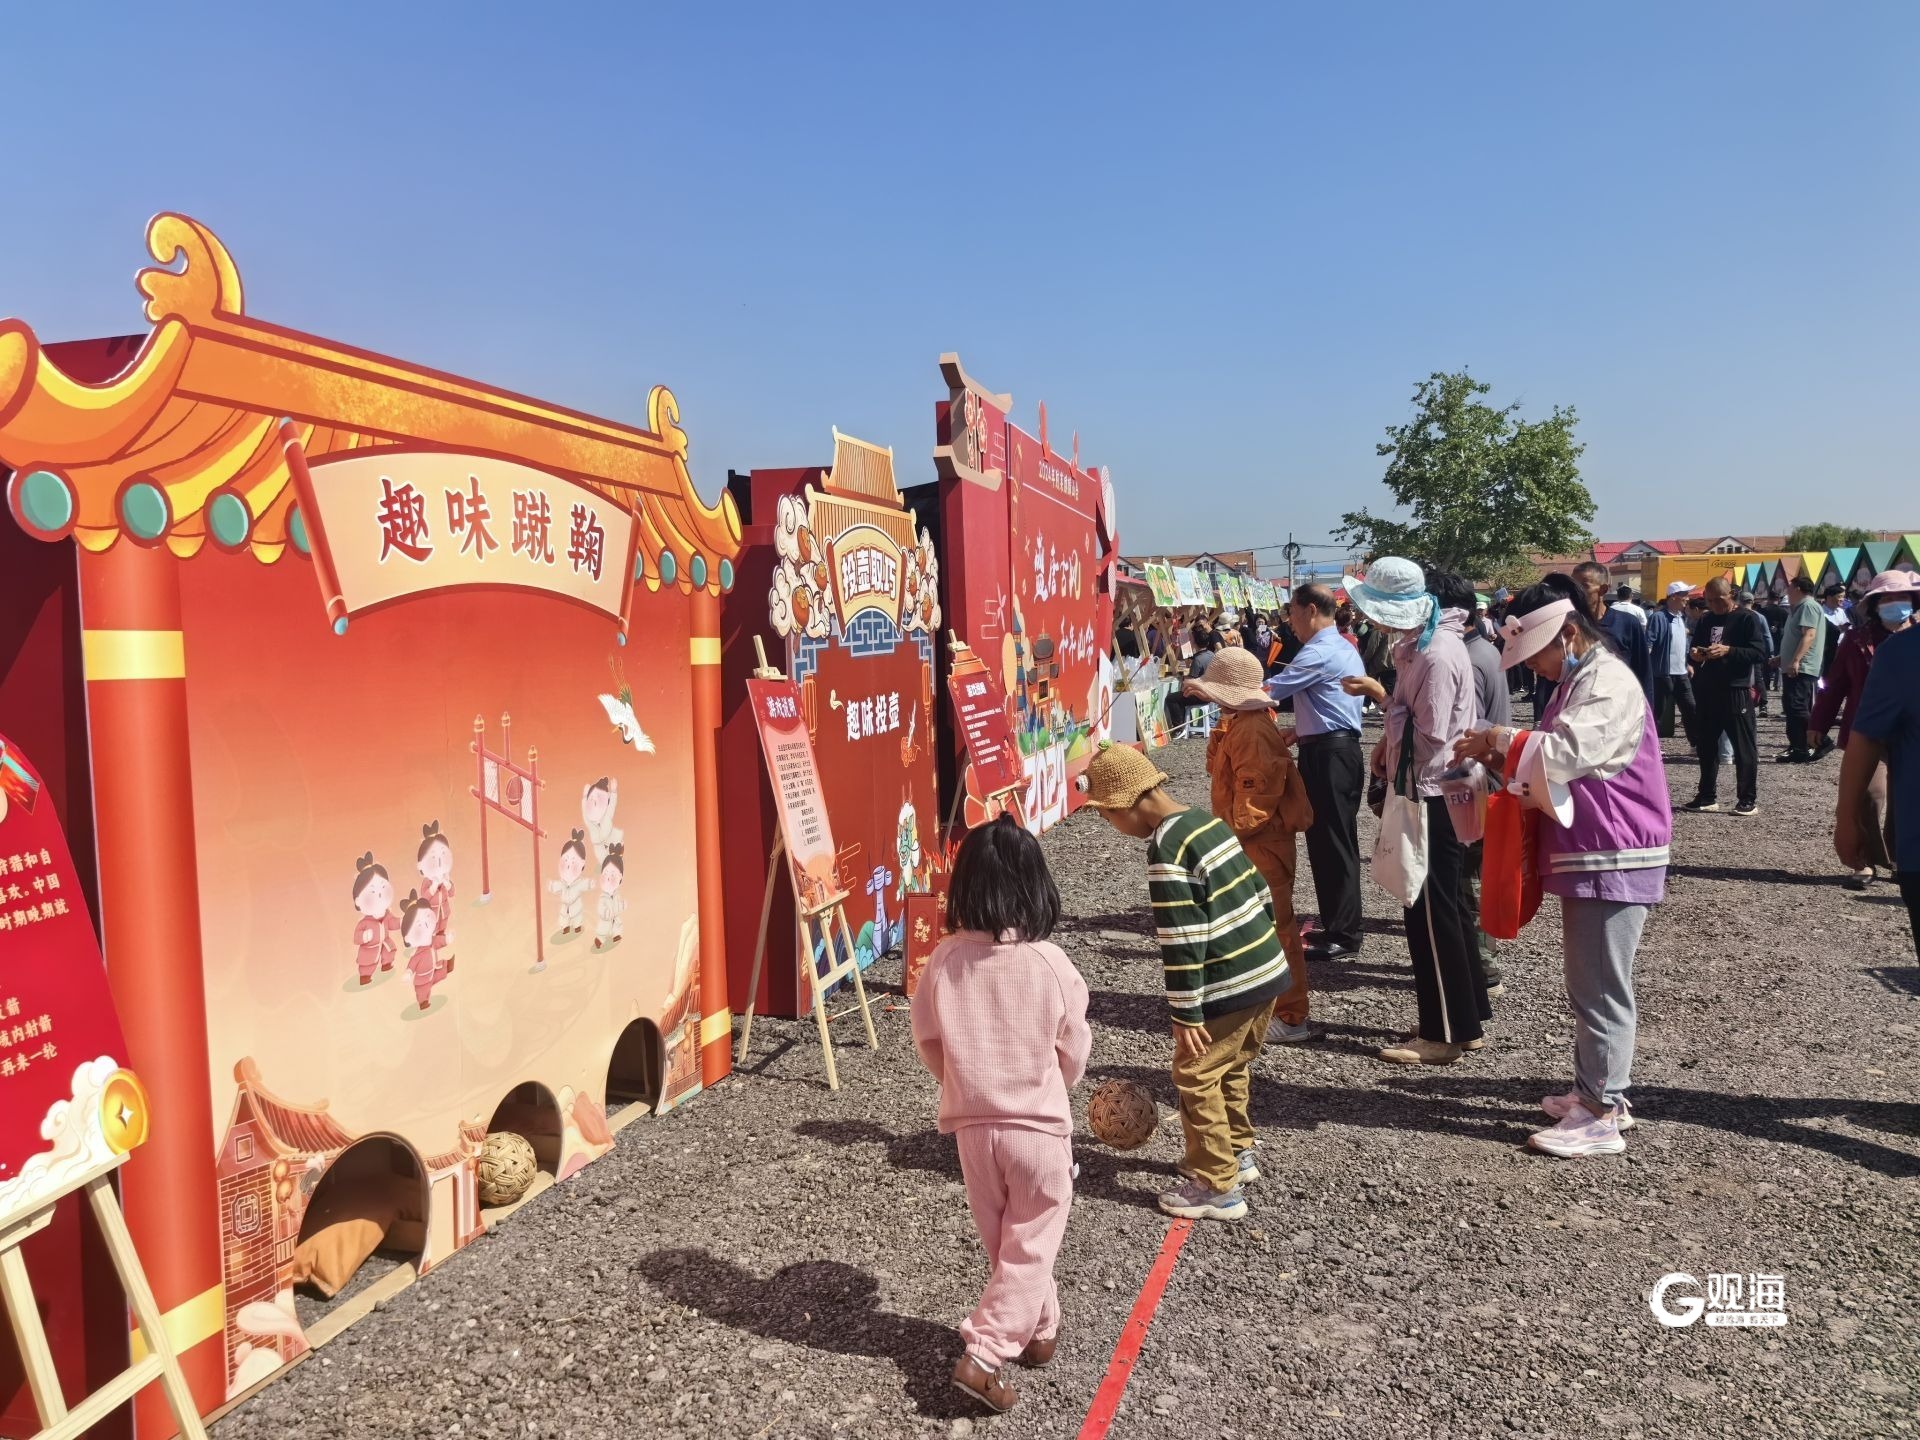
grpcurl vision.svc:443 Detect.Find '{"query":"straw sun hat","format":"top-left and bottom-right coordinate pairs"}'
top-left (1182, 646), bottom-right (1275, 711)
top-left (1081, 742), bottom-right (1170, 811)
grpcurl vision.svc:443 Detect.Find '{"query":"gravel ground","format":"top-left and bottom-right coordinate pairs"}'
top-left (219, 707), bottom-right (1919, 1440)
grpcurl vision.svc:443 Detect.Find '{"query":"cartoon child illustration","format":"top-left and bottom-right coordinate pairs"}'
top-left (592, 843), bottom-right (627, 952)
top-left (417, 821), bottom-right (456, 973)
top-left (349, 852), bottom-right (398, 986)
top-left (547, 828), bottom-right (591, 937)
top-left (895, 797), bottom-right (933, 903)
top-left (581, 777), bottom-right (622, 867)
top-left (399, 888), bottom-right (444, 1011)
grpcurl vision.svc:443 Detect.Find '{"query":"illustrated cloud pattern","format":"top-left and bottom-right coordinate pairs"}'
top-left (0, 1055), bottom-right (122, 1219)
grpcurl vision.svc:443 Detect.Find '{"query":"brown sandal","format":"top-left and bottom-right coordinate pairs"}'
top-left (951, 1353), bottom-right (1018, 1413)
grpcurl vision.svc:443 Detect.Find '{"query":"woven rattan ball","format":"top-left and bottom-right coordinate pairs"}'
top-left (476, 1131), bottom-right (539, 1207)
top-left (1087, 1079), bottom-right (1159, 1151)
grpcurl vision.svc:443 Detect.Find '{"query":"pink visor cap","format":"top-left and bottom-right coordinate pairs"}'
top-left (1498, 598), bottom-right (1575, 669)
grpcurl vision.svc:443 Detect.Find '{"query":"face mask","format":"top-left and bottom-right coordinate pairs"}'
top-left (1562, 646), bottom-right (1584, 674)
top-left (1882, 600), bottom-right (1914, 626)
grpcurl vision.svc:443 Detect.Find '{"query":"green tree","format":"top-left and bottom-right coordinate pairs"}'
top-left (1784, 522), bottom-right (1876, 551)
top-left (1337, 370), bottom-right (1593, 580)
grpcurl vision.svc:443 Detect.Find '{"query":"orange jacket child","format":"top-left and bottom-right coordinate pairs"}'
top-left (1186, 647), bottom-right (1316, 1030)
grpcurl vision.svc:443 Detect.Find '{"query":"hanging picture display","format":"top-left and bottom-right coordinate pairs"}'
top-left (1144, 561), bottom-right (1181, 609)
top-left (0, 214), bottom-right (738, 1425)
top-left (1173, 566), bottom-right (1214, 608)
top-left (719, 433), bottom-right (941, 1018)
top-left (926, 354), bottom-right (1118, 835)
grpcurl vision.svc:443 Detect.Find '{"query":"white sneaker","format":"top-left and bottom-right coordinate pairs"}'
top-left (1528, 1106), bottom-right (1627, 1158)
top-left (1267, 1018), bottom-right (1326, 1044)
top-left (1541, 1090), bottom-right (1635, 1130)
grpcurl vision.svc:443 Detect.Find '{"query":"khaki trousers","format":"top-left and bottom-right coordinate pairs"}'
top-left (1171, 997), bottom-right (1276, 1193)
top-left (1241, 828), bottom-right (1309, 1025)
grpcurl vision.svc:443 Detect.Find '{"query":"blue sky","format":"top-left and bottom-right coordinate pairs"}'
top-left (6, 3), bottom-right (1915, 560)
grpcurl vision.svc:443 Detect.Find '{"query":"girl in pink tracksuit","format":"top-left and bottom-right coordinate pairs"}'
top-left (912, 816), bottom-right (1091, 1415)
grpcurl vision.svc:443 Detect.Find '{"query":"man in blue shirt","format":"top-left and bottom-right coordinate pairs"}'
top-left (1840, 624), bottom-right (1920, 950)
top-left (1265, 583), bottom-right (1367, 960)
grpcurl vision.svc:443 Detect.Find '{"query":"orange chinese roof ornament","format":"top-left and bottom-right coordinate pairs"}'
top-left (0, 213), bottom-right (739, 592)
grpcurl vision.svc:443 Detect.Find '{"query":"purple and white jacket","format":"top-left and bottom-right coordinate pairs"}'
top-left (1512, 646), bottom-right (1672, 904)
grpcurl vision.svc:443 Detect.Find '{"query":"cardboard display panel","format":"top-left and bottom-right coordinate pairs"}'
top-left (0, 214), bottom-right (741, 1429)
top-left (928, 355), bottom-right (1118, 835)
top-left (721, 436), bottom-right (940, 1018)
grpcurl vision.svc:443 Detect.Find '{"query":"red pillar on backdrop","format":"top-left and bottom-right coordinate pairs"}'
top-left (76, 541), bottom-right (225, 1437)
top-left (690, 584), bottom-right (733, 1087)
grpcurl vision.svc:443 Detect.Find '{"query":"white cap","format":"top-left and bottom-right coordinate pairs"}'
top-left (1666, 580), bottom-right (1693, 597)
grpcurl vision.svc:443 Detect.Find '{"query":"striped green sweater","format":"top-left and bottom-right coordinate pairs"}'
top-left (1147, 809), bottom-right (1289, 1027)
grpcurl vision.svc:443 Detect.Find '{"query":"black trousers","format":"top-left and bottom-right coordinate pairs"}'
top-left (1405, 797), bottom-right (1491, 1045)
top-left (1782, 673), bottom-right (1816, 755)
top-left (1654, 672), bottom-right (1698, 746)
top-left (1696, 688), bottom-right (1759, 805)
top-left (1901, 873), bottom-right (1918, 957)
top-left (1297, 732), bottom-right (1364, 951)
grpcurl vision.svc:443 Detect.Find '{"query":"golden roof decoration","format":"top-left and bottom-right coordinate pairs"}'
top-left (0, 214), bottom-right (740, 591)
top-left (823, 427), bottom-right (900, 509)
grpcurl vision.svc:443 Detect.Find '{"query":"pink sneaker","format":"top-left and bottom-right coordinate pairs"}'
top-left (1528, 1106), bottom-right (1626, 1158)
top-left (1541, 1090), bottom-right (1635, 1130)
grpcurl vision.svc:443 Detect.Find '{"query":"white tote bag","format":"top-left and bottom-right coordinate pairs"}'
top-left (1371, 716), bottom-right (1429, 906)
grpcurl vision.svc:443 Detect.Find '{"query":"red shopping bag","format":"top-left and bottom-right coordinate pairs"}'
top-left (1478, 738), bottom-right (1542, 940)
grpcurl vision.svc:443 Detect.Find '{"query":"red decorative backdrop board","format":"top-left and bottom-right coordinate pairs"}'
top-left (0, 733), bottom-right (145, 1233)
top-left (720, 445), bottom-right (942, 1018)
top-left (931, 355), bottom-right (1118, 835)
top-left (902, 878), bottom-right (948, 1001)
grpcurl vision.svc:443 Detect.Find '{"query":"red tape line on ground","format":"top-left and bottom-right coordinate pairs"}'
top-left (1077, 1219), bottom-right (1193, 1439)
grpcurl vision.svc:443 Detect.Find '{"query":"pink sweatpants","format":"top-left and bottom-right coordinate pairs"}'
top-left (956, 1123), bottom-right (1074, 1366)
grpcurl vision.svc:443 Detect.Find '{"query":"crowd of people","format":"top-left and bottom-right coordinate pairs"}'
top-left (919, 560), bottom-right (1918, 1415)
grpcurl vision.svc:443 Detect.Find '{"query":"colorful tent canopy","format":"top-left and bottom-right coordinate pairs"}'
top-left (1862, 540), bottom-right (1899, 574)
top-left (1800, 551), bottom-right (1827, 589)
top-left (1897, 536), bottom-right (1920, 570)
top-left (1825, 546), bottom-right (1862, 588)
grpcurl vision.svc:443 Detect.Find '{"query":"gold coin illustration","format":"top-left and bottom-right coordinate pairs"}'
top-left (100, 1070), bottom-right (150, 1154)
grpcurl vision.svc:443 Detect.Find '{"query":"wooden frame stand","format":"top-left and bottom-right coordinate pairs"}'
top-left (734, 638), bottom-right (879, 1090)
top-left (1, 1157), bottom-right (209, 1440)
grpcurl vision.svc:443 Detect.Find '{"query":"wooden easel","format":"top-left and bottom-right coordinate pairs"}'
top-left (0, 1157), bottom-right (209, 1440)
top-left (734, 639), bottom-right (879, 1091)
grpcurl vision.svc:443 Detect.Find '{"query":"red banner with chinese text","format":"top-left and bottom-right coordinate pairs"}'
top-left (746, 678), bottom-right (844, 914)
top-left (0, 733), bottom-right (144, 1232)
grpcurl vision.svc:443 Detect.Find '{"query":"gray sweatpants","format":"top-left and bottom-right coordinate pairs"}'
top-left (1562, 898), bottom-right (1646, 1111)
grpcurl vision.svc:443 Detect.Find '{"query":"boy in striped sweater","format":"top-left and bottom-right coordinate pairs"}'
top-left (1083, 742), bottom-right (1290, 1222)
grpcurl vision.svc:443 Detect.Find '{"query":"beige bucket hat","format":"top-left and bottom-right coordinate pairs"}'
top-left (1081, 742), bottom-right (1170, 811)
top-left (1182, 646), bottom-right (1275, 711)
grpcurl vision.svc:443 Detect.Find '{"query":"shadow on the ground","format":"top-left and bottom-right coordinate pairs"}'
top-left (793, 1117), bottom-right (1179, 1209)
top-left (1085, 1062), bottom-right (1537, 1152)
top-left (1377, 1073), bottom-right (1920, 1178)
top-left (1302, 960), bottom-right (1412, 994)
top-left (1864, 965), bottom-right (1920, 997)
top-left (1668, 863), bottom-right (1840, 889)
top-left (635, 1248), bottom-right (968, 1417)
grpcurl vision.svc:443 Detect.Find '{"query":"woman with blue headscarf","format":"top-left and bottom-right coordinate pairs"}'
top-left (1340, 557), bottom-right (1490, 1064)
